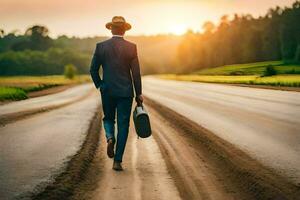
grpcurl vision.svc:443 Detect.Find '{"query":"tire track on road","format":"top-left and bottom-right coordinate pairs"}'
top-left (146, 97), bottom-right (300, 200)
top-left (31, 106), bottom-right (102, 200)
top-left (88, 124), bottom-right (180, 200)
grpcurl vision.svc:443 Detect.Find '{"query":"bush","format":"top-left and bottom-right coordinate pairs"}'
top-left (263, 65), bottom-right (277, 76)
top-left (0, 87), bottom-right (28, 100)
top-left (64, 64), bottom-right (77, 79)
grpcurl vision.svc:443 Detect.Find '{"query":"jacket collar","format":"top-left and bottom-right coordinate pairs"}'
top-left (112, 35), bottom-right (124, 39)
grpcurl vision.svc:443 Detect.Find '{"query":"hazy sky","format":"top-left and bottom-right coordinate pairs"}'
top-left (0, 0), bottom-right (295, 37)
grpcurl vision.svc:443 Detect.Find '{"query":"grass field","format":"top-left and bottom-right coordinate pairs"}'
top-left (0, 75), bottom-right (91, 101)
top-left (160, 74), bottom-right (300, 87)
top-left (194, 61), bottom-right (300, 76)
top-left (160, 61), bottom-right (300, 88)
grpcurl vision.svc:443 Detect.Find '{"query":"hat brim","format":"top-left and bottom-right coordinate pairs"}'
top-left (105, 22), bottom-right (131, 31)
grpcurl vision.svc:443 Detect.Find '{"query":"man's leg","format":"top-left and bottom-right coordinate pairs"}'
top-left (114, 97), bottom-right (133, 163)
top-left (101, 93), bottom-right (117, 143)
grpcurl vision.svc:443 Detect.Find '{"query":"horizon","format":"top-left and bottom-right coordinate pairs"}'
top-left (0, 0), bottom-right (296, 38)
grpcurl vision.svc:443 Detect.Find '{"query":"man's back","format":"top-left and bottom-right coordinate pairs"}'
top-left (90, 16), bottom-right (143, 171)
top-left (90, 36), bottom-right (142, 97)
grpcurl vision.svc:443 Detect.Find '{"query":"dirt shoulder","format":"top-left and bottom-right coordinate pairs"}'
top-left (225, 83), bottom-right (300, 92)
top-left (182, 80), bottom-right (300, 92)
top-left (27, 84), bottom-right (75, 98)
top-left (30, 107), bottom-right (102, 200)
top-left (70, 97), bottom-right (299, 200)
top-left (145, 97), bottom-right (300, 199)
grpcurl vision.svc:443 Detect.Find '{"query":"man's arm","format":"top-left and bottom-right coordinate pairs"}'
top-left (89, 44), bottom-right (103, 89)
top-left (130, 45), bottom-right (142, 97)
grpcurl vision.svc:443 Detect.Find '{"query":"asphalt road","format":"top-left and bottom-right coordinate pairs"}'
top-left (143, 77), bottom-right (300, 184)
top-left (0, 84), bottom-right (99, 200)
top-left (90, 125), bottom-right (181, 200)
top-left (0, 84), bottom-right (93, 117)
top-left (1, 79), bottom-right (299, 199)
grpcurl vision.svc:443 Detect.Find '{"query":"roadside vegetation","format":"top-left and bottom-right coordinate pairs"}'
top-left (175, 2), bottom-right (300, 74)
top-left (0, 26), bottom-right (181, 76)
top-left (194, 61), bottom-right (300, 76)
top-left (0, 75), bottom-right (91, 101)
top-left (1, 2), bottom-right (299, 77)
top-left (64, 64), bottom-right (78, 79)
top-left (0, 2), bottom-right (299, 98)
top-left (0, 87), bottom-right (27, 101)
top-left (160, 61), bottom-right (300, 88)
top-left (160, 74), bottom-right (300, 87)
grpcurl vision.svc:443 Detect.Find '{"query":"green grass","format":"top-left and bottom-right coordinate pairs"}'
top-left (159, 74), bottom-right (300, 87)
top-left (194, 61), bottom-right (300, 76)
top-left (161, 61), bottom-right (300, 87)
top-left (0, 75), bottom-right (91, 88)
top-left (0, 87), bottom-right (28, 101)
top-left (0, 75), bottom-right (91, 101)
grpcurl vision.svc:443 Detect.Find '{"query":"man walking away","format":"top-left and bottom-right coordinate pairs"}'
top-left (90, 16), bottom-right (143, 171)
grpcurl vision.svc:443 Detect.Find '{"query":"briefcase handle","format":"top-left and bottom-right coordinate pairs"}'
top-left (135, 96), bottom-right (143, 107)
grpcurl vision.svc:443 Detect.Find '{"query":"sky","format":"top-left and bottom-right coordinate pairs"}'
top-left (0, 0), bottom-right (295, 37)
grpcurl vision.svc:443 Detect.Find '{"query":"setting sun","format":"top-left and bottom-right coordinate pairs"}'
top-left (169, 24), bottom-right (187, 35)
top-left (0, 0), bottom-right (295, 37)
top-left (0, 0), bottom-right (299, 199)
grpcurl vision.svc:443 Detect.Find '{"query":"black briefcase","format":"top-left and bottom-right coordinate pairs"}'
top-left (133, 105), bottom-right (152, 138)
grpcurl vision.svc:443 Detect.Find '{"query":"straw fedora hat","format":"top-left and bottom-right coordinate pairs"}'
top-left (106, 16), bottom-right (132, 31)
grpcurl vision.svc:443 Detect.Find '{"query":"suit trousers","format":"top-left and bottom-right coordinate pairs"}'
top-left (100, 91), bottom-right (133, 162)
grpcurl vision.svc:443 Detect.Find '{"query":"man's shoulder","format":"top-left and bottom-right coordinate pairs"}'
top-left (96, 38), bottom-right (112, 47)
top-left (123, 39), bottom-right (136, 47)
top-left (96, 38), bottom-right (136, 49)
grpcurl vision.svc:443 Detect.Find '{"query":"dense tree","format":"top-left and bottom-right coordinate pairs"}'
top-left (0, 48), bottom-right (90, 75)
top-left (202, 21), bottom-right (215, 34)
top-left (0, 1), bottom-right (299, 76)
top-left (0, 29), bottom-right (4, 38)
top-left (176, 1), bottom-right (300, 72)
top-left (9, 25), bottom-right (53, 51)
top-left (0, 32), bottom-right (181, 75)
top-left (296, 46), bottom-right (300, 62)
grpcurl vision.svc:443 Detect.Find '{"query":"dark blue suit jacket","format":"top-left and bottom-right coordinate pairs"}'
top-left (90, 37), bottom-right (142, 97)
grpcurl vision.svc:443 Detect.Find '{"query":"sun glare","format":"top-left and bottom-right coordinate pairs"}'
top-left (169, 24), bottom-right (187, 35)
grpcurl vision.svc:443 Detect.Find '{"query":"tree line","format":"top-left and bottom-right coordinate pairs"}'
top-left (0, 25), bottom-right (107, 75)
top-left (0, 25), bottom-right (180, 75)
top-left (175, 1), bottom-right (300, 73)
top-left (0, 1), bottom-right (299, 76)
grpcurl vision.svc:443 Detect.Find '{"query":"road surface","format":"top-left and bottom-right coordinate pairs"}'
top-left (0, 84), bottom-right (93, 117)
top-left (143, 77), bottom-right (300, 184)
top-left (0, 84), bottom-right (99, 200)
top-left (1, 79), bottom-right (299, 200)
top-left (80, 118), bottom-right (247, 200)
top-left (89, 125), bottom-right (181, 200)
